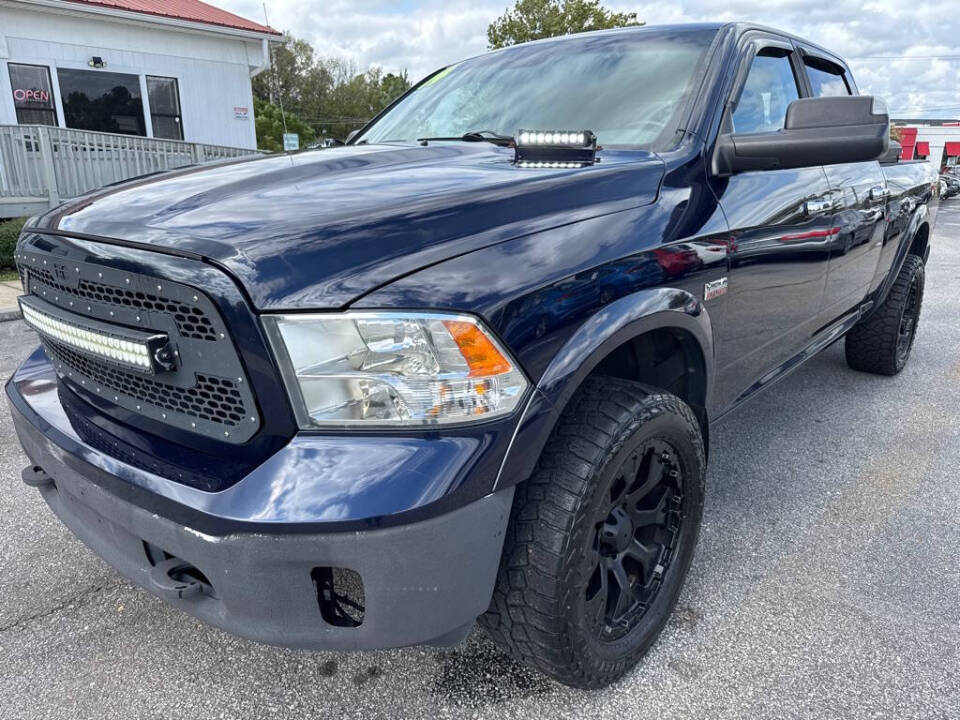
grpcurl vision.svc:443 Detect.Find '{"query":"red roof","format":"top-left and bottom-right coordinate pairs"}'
top-left (946, 142), bottom-right (960, 157)
top-left (915, 141), bottom-right (930, 156)
top-left (62, 0), bottom-right (281, 35)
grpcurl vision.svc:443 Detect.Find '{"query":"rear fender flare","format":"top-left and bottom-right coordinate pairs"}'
top-left (873, 203), bottom-right (929, 312)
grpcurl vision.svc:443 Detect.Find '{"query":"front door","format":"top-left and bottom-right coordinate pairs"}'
top-left (712, 38), bottom-right (834, 410)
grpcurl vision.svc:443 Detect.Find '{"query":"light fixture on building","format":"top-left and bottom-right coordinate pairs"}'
top-left (88, 56), bottom-right (106, 69)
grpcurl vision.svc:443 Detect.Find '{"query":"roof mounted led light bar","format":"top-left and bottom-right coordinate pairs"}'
top-left (19, 296), bottom-right (177, 375)
top-left (514, 129), bottom-right (598, 168)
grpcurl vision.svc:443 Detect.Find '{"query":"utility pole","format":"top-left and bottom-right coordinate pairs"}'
top-left (263, 2), bottom-right (288, 134)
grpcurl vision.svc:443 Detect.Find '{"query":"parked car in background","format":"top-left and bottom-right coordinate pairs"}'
top-left (8, 23), bottom-right (937, 689)
top-left (940, 173), bottom-right (960, 199)
top-left (305, 138), bottom-right (344, 149)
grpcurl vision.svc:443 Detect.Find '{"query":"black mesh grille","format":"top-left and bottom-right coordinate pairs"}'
top-left (45, 340), bottom-right (247, 427)
top-left (19, 237), bottom-right (261, 444)
top-left (58, 385), bottom-right (220, 491)
top-left (27, 267), bottom-right (218, 341)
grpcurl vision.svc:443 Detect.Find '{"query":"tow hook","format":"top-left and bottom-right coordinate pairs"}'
top-left (149, 557), bottom-right (207, 600)
top-left (22, 465), bottom-right (54, 489)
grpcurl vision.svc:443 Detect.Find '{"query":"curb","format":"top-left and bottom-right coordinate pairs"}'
top-left (0, 307), bottom-right (22, 323)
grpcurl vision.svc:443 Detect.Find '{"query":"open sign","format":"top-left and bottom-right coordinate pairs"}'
top-left (13, 88), bottom-right (50, 103)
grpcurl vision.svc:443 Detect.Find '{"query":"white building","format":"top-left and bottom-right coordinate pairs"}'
top-left (0, 0), bottom-right (281, 150)
top-left (898, 122), bottom-right (960, 169)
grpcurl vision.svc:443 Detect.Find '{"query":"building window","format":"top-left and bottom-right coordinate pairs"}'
top-left (7, 63), bottom-right (58, 126)
top-left (147, 76), bottom-right (183, 140)
top-left (57, 68), bottom-right (146, 135)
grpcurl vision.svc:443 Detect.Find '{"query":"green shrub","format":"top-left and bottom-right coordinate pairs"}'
top-left (0, 217), bottom-right (26, 270)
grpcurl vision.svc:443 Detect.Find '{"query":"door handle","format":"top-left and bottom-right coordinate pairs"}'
top-left (869, 185), bottom-right (890, 200)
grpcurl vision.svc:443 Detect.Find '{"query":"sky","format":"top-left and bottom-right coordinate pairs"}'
top-left (221, 0), bottom-right (960, 119)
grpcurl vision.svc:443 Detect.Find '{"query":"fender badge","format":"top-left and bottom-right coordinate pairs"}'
top-left (704, 277), bottom-right (728, 301)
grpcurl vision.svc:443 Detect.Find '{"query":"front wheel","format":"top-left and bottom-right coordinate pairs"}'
top-left (480, 377), bottom-right (705, 688)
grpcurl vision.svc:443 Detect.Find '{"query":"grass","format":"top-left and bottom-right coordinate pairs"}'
top-left (0, 269), bottom-right (20, 283)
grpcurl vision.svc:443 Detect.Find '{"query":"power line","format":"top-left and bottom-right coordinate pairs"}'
top-left (849, 55), bottom-right (960, 61)
top-left (889, 105), bottom-right (960, 113)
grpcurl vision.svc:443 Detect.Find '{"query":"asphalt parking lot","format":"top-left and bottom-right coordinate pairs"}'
top-left (1, 203), bottom-right (959, 720)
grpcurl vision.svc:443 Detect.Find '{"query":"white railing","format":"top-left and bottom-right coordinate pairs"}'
top-left (0, 124), bottom-right (259, 215)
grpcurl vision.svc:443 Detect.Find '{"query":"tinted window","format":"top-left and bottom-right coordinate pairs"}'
top-left (58, 69), bottom-right (145, 135)
top-left (147, 76), bottom-right (183, 140)
top-left (358, 29), bottom-right (718, 147)
top-left (732, 51), bottom-right (800, 134)
top-left (7, 63), bottom-right (57, 126)
top-left (805, 58), bottom-right (850, 97)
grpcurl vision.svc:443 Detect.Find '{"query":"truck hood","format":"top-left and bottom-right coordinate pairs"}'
top-left (39, 143), bottom-right (664, 309)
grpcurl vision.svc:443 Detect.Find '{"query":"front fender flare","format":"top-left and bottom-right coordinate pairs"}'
top-left (494, 287), bottom-right (714, 490)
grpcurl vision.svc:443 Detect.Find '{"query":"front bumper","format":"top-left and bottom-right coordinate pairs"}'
top-left (8, 352), bottom-right (515, 650)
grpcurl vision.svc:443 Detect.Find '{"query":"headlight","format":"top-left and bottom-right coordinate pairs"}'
top-left (263, 312), bottom-right (528, 427)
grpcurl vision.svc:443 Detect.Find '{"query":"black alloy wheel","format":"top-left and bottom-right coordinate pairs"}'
top-left (845, 254), bottom-right (925, 376)
top-left (896, 272), bottom-right (921, 364)
top-left (481, 376), bottom-right (705, 688)
top-left (587, 440), bottom-right (684, 641)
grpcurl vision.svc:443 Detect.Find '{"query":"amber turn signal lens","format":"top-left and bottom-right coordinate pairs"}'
top-left (443, 320), bottom-right (513, 377)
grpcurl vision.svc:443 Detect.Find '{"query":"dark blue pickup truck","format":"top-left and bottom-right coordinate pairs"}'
top-left (8, 23), bottom-right (937, 688)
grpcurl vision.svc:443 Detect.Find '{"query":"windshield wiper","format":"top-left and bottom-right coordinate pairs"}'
top-left (417, 130), bottom-right (515, 147)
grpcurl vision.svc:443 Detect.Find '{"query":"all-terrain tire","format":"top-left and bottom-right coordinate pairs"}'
top-left (845, 254), bottom-right (925, 375)
top-left (480, 376), bottom-right (705, 688)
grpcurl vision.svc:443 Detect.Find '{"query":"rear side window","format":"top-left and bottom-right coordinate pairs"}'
top-left (804, 57), bottom-right (851, 97)
top-left (732, 50), bottom-right (800, 134)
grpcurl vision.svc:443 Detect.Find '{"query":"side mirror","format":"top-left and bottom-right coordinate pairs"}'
top-left (880, 140), bottom-right (902, 165)
top-left (714, 95), bottom-right (889, 175)
top-left (345, 129), bottom-right (361, 144)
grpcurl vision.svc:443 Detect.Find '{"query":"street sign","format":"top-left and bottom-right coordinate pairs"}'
top-left (283, 133), bottom-right (299, 152)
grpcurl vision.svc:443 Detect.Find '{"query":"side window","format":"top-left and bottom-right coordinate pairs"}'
top-left (804, 58), bottom-right (851, 97)
top-left (731, 50), bottom-right (800, 134)
top-left (7, 63), bottom-right (58, 126)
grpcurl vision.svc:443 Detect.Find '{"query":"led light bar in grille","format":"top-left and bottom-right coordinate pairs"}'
top-left (19, 297), bottom-right (171, 374)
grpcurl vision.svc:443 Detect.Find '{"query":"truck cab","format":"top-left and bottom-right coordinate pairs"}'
top-left (8, 23), bottom-right (936, 688)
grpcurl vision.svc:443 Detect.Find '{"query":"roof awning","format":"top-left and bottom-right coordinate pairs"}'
top-left (947, 142), bottom-right (960, 157)
top-left (899, 127), bottom-right (918, 160)
top-left (916, 141), bottom-right (930, 156)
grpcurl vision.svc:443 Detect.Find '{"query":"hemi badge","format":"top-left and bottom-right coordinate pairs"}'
top-left (704, 277), bottom-right (728, 301)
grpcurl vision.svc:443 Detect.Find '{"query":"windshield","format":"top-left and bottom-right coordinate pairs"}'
top-left (357, 28), bottom-right (717, 148)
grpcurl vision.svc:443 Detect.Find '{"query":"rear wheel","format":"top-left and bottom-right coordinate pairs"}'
top-left (480, 377), bottom-right (705, 688)
top-left (845, 255), bottom-right (925, 375)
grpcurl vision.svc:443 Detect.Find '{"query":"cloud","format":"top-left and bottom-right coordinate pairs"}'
top-left (224, 0), bottom-right (960, 117)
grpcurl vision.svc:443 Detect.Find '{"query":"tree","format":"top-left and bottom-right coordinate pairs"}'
top-left (251, 35), bottom-right (412, 141)
top-left (487, 0), bottom-right (643, 49)
top-left (254, 97), bottom-right (316, 152)
top-left (252, 35), bottom-right (333, 115)
top-left (379, 72), bottom-right (411, 109)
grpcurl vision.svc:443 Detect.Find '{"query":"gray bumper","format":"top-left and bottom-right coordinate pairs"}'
top-left (13, 401), bottom-right (514, 651)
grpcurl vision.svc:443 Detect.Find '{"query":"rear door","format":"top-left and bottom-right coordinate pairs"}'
top-left (712, 36), bottom-right (834, 409)
top-left (800, 49), bottom-right (887, 321)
